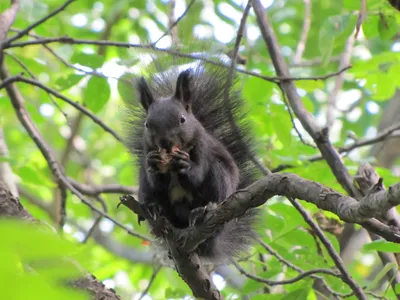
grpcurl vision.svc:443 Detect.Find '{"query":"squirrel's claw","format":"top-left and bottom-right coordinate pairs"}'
top-left (141, 202), bottom-right (163, 221)
top-left (189, 202), bottom-right (218, 226)
top-left (188, 206), bottom-right (207, 226)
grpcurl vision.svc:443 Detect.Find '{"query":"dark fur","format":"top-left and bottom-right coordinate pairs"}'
top-left (125, 59), bottom-right (259, 263)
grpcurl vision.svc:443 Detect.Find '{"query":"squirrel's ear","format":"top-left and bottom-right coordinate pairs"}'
top-left (137, 77), bottom-right (154, 111)
top-left (175, 69), bottom-right (191, 110)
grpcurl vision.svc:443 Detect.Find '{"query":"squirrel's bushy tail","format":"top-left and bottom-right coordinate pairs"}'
top-left (198, 209), bottom-right (259, 264)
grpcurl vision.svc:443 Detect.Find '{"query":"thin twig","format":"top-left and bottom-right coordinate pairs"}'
top-left (232, 260), bottom-right (340, 286)
top-left (139, 265), bottom-right (162, 300)
top-left (69, 177), bottom-right (137, 196)
top-left (272, 120), bottom-right (400, 172)
top-left (153, 0), bottom-right (196, 45)
top-left (0, 75), bottom-right (123, 143)
top-left (8, 28), bottom-right (125, 82)
top-left (4, 52), bottom-right (34, 78)
top-left (0, 64), bottom-right (151, 242)
top-left (277, 83), bottom-right (316, 148)
top-left (82, 195), bottom-right (108, 243)
top-left (222, 0), bottom-right (270, 177)
top-left (293, 0), bottom-right (311, 64)
top-left (4, 36), bottom-right (352, 83)
top-left (354, 0), bottom-right (367, 38)
top-left (326, 35), bottom-right (355, 128)
top-left (290, 198), bottom-right (366, 299)
top-left (3, 0), bottom-right (75, 47)
top-left (257, 238), bottom-right (337, 276)
top-left (4, 51), bottom-right (68, 120)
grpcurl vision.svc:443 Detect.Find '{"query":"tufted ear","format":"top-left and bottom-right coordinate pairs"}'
top-left (174, 69), bottom-right (192, 111)
top-left (137, 77), bottom-right (155, 111)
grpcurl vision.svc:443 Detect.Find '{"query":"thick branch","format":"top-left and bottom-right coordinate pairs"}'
top-left (179, 174), bottom-right (400, 256)
top-left (355, 163), bottom-right (400, 295)
top-left (119, 171), bottom-right (400, 298)
top-left (0, 0), bottom-right (20, 44)
top-left (122, 172), bottom-right (400, 256)
top-left (252, 0), bottom-right (360, 198)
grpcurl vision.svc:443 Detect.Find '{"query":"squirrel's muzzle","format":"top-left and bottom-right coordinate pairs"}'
top-left (158, 138), bottom-right (173, 151)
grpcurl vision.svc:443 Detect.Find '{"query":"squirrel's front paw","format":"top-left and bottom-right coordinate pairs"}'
top-left (170, 150), bottom-right (190, 173)
top-left (189, 202), bottom-right (218, 226)
top-left (146, 150), bottom-right (165, 173)
top-left (141, 202), bottom-right (163, 221)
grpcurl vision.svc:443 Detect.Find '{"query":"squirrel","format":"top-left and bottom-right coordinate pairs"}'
top-left (125, 59), bottom-right (259, 263)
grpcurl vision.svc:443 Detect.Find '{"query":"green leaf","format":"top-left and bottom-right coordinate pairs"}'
top-left (252, 295), bottom-right (284, 300)
top-left (71, 52), bottom-right (105, 69)
top-left (265, 213), bottom-right (286, 234)
top-left (364, 240), bottom-right (400, 252)
top-left (117, 73), bottom-right (136, 104)
top-left (55, 74), bottom-right (84, 91)
top-left (243, 277), bottom-right (264, 293)
top-left (15, 165), bottom-right (55, 188)
top-left (378, 14), bottom-right (397, 40)
top-left (367, 262), bottom-right (397, 290)
top-left (362, 15), bottom-right (379, 39)
top-left (0, 220), bottom-right (89, 300)
top-left (83, 76), bottom-right (111, 113)
top-left (365, 73), bottom-right (396, 101)
top-left (164, 287), bottom-right (188, 298)
top-left (285, 288), bottom-right (310, 300)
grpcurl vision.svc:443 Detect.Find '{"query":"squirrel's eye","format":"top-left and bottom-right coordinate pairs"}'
top-left (144, 121), bottom-right (148, 128)
top-left (180, 115), bottom-right (186, 124)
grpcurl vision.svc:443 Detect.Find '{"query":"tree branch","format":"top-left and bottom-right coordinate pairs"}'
top-left (69, 177), bottom-right (137, 196)
top-left (2, 0), bottom-right (75, 47)
top-left (0, 0), bottom-right (20, 45)
top-left (122, 171), bottom-right (400, 258)
top-left (0, 75), bottom-right (123, 143)
top-left (232, 260), bottom-right (340, 286)
top-left (252, 0), bottom-right (360, 198)
top-left (153, 0), bottom-right (196, 45)
top-left (0, 65), bottom-right (150, 242)
top-left (326, 35), bottom-right (355, 128)
top-left (292, 0), bottom-right (311, 64)
top-left (3, 35), bottom-right (351, 84)
top-left (272, 120), bottom-right (400, 172)
top-left (290, 198), bottom-right (365, 298)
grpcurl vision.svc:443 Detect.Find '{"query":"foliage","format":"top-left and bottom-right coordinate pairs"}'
top-left (1, 0), bottom-right (400, 299)
top-left (0, 220), bottom-right (89, 300)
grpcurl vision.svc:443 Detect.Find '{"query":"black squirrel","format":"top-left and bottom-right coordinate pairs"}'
top-left (125, 59), bottom-right (259, 263)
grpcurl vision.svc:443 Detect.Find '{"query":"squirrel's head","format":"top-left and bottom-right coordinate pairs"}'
top-left (137, 69), bottom-right (198, 152)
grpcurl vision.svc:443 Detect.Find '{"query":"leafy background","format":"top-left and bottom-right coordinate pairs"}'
top-left (1, 0), bottom-right (400, 299)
